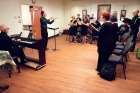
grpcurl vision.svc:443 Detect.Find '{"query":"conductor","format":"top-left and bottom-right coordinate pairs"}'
top-left (40, 10), bottom-right (55, 48)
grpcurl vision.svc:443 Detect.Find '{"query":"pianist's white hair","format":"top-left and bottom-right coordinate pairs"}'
top-left (0, 24), bottom-right (9, 32)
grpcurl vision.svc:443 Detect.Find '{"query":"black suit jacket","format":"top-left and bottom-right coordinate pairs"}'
top-left (112, 22), bottom-right (118, 43)
top-left (97, 22), bottom-right (115, 53)
top-left (131, 15), bottom-right (140, 34)
top-left (40, 16), bottom-right (54, 38)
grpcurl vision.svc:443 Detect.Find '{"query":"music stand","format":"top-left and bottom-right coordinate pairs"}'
top-left (48, 27), bottom-right (59, 51)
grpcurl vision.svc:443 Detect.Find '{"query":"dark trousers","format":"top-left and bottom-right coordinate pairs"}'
top-left (131, 30), bottom-right (139, 51)
top-left (39, 37), bottom-right (48, 65)
top-left (97, 51), bottom-right (111, 72)
top-left (9, 46), bottom-right (25, 63)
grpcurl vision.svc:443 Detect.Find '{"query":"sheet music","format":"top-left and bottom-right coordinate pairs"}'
top-left (21, 5), bottom-right (32, 25)
top-left (21, 30), bottom-right (30, 38)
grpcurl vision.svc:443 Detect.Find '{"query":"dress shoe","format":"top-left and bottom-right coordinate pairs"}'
top-left (0, 85), bottom-right (9, 90)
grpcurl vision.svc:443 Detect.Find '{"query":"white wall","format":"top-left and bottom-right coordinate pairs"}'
top-left (21, 0), bottom-right (65, 37)
top-left (0, 0), bottom-right (64, 37)
top-left (37, 0), bottom-right (65, 37)
top-left (0, 0), bottom-right (140, 36)
top-left (0, 0), bottom-right (22, 35)
top-left (64, 0), bottom-right (140, 25)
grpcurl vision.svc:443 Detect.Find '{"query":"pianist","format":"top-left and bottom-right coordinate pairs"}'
top-left (40, 10), bottom-right (55, 48)
top-left (0, 24), bottom-right (26, 64)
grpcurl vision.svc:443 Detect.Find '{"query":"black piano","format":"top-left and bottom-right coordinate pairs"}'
top-left (11, 34), bottom-right (46, 70)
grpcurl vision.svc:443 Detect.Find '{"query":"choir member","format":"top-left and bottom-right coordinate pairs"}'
top-left (97, 12), bottom-right (115, 72)
top-left (131, 10), bottom-right (140, 51)
top-left (81, 16), bottom-right (89, 43)
top-left (110, 15), bottom-right (119, 46)
top-left (69, 16), bottom-right (77, 42)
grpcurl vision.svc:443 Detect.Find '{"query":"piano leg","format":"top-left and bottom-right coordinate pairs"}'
top-left (23, 47), bottom-right (46, 70)
top-left (14, 38), bottom-right (48, 70)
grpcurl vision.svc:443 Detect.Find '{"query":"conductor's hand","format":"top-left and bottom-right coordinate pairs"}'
top-left (50, 17), bottom-right (56, 21)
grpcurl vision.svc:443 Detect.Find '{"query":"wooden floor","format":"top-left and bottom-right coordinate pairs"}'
top-left (0, 35), bottom-right (140, 93)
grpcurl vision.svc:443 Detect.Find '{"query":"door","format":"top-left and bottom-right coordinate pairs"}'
top-left (30, 5), bottom-right (42, 40)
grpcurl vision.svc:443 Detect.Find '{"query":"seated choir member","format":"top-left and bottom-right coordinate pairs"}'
top-left (97, 12), bottom-right (116, 72)
top-left (0, 24), bottom-right (26, 64)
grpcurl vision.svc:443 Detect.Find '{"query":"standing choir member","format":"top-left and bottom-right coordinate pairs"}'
top-left (118, 18), bottom-right (132, 42)
top-left (131, 10), bottom-right (140, 51)
top-left (81, 16), bottom-right (89, 43)
top-left (97, 12), bottom-right (115, 72)
top-left (69, 16), bottom-right (77, 42)
top-left (76, 14), bottom-right (82, 21)
top-left (110, 15), bottom-right (119, 45)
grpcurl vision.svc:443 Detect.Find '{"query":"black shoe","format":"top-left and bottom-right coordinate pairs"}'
top-left (20, 59), bottom-right (27, 65)
top-left (0, 85), bottom-right (9, 90)
top-left (97, 72), bottom-right (100, 75)
top-left (130, 48), bottom-right (134, 52)
top-left (46, 48), bottom-right (49, 50)
top-left (96, 68), bottom-right (100, 72)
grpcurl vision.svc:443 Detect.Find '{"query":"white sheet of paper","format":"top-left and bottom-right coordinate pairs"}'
top-left (21, 30), bottom-right (30, 38)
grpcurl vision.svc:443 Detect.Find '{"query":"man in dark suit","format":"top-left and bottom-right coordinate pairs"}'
top-left (97, 12), bottom-right (115, 72)
top-left (40, 10), bottom-right (55, 47)
top-left (39, 11), bottom-right (55, 65)
top-left (131, 10), bottom-right (140, 51)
